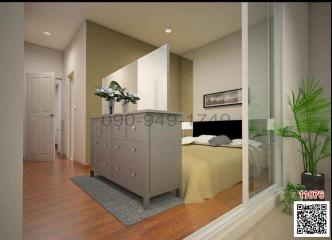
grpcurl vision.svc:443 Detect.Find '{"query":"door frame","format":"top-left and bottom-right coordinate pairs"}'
top-left (55, 78), bottom-right (63, 156)
top-left (26, 72), bottom-right (56, 161)
top-left (68, 71), bottom-right (75, 161)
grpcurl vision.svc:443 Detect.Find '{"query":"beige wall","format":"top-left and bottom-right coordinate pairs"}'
top-left (64, 22), bottom-right (86, 164)
top-left (309, 3), bottom-right (331, 180)
top-left (282, 3), bottom-right (309, 184)
top-left (169, 54), bottom-right (181, 112)
top-left (169, 53), bottom-right (193, 117)
top-left (180, 58), bottom-right (193, 122)
top-left (0, 3), bottom-right (24, 240)
top-left (193, 31), bottom-right (242, 121)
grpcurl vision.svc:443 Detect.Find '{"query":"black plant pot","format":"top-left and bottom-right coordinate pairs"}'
top-left (301, 172), bottom-right (325, 191)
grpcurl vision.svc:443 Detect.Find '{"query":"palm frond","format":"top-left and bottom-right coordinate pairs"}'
top-left (319, 135), bottom-right (331, 160)
top-left (277, 77), bottom-right (331, 175)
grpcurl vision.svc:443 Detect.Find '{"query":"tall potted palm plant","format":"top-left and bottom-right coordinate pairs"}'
top-left (278, 78), bottom-right (330, 191)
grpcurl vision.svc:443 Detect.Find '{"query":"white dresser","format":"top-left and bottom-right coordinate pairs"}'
top-left (90, 110), bottom-right (182, 209)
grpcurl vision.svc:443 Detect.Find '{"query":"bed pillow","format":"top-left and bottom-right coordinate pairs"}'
top-left (182, 136), bottom-right (197, 145)
top-left (194, 135), bottom-right (216, 145)
top-left (229, 139), bottom-right (263, 148)
top-left (249, 140), bottom-right (263, 148)
top-left (208, 135), bottom-right (232, 147)
top-left (230, 139), bottom-right (242, 146)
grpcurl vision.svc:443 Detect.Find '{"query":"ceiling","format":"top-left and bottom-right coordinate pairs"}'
top-left (24, 3), bottom-right (241, 55)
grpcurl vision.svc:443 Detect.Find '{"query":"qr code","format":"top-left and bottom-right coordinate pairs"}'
top-left (294, 201), bottom-right (330, 237)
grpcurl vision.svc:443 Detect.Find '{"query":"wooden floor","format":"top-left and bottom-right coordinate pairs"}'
top-left (24, 158), bottom-right (242, 240)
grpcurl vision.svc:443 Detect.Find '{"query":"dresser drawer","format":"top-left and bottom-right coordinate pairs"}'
top-left (126, 141), bottom-right (145, 163)
top-left (126, 118), bottom-right (147, 140)
top-left (125, 162), bottom-right (144, 194)
top-left (91, 119), bottom-right (101, 136)
top-left (91, 137), bottom-right (101, 154)
top-left (111, 158), bottom-right (126, 186)
top-left (112, 139), bottom-right (145, 164)
top-left (111, 159), bottom-right (144, 195)
top-left (90, 150), bottom-right (99, 170)
top-left (112, 122), bottom-right (126, 138)
top-left (99, 138), bottom-right (111, 156)
top-left (92, 153), bottom-right (111, 178)
top-left (98, 153), bottom-right (111, 179)
top-left (100, 124), bottom-right (112, 138)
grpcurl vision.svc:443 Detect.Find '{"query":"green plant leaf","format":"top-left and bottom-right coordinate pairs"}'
top-left (277, 78), bottom-right (331, 175)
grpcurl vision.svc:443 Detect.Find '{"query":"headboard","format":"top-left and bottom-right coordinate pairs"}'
top-left (193, 120), bottom-right (242, 139)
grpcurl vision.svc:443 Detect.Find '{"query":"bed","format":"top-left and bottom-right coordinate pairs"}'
top-left (181, 120), bottom-right (264, 204)
top-left (182, 144), bottom-right (242, 203)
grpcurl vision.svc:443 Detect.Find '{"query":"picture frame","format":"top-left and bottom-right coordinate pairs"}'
top-left (203, 88), bottom-right (242, 108)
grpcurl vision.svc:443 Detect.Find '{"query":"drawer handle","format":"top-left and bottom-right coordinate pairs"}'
top-left (131, 147), bottom-right (136, 152)
top-left (103, 162), bottom-right (106, 167)
top-left (132, 126), bottom-right (136, 130)
top-left (115, 145), bottom-right (120, 149)
top-left (131, 172), bottom-right (136, 177)
top-left (115, 167), bottom-right (119, 171)
top-left (104, 143), bottom-right (108, 146)
top-left (95, 126), bottom-right (98, 130)
top-left (94, 141), bottom-right (98, 145)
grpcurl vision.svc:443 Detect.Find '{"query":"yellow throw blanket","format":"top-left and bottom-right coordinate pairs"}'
top-left (182, 145), bottom-right (242, 204)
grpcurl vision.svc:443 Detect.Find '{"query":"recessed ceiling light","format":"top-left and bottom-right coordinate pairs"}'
top-left (43, 31), bottom-right (51, 36)
top-left (165, 28), bottom-right (172, 34)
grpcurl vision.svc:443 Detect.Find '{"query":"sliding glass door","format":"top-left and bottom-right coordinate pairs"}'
top-left (246, 2), bottom-right (282, 197)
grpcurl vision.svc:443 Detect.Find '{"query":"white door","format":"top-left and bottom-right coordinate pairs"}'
top-left (27, 72), bottom-right (55, 161)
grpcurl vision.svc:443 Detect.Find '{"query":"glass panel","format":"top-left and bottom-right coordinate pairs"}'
top-left (137, 44), bottom-right (168, 111)
top-left (102, 44), bottom-right (169, 113)
top-left (248, 3), bottom-right (275, 196)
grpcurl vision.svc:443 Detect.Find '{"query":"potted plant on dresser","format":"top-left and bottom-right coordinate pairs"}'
top-left (95, 80), bottom-right (140, 114)
top-left (278, 78), bottom-right (330, 192)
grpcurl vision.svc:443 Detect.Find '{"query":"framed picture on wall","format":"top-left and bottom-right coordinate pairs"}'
top-left (203, 88), bottom-right (242, 108)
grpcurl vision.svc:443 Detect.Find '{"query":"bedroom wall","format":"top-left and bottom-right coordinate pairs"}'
top-left (64, 22), bottom-right (86, 164)
top-left (309, 3), bottom-right (331, 180)
top-left (282, 3), bottom-right (309, 184)
top-left (24, 42), bottom-right (64, 78)
top-left (23, 42), bottom-right (64, 160)
top-left (0, 3), bottom-right (24, 239)
top-left (193, 31), bottom-right (242, 121)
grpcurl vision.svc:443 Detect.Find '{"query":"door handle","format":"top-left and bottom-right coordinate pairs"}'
top-left (50, 113), bottom-right (54, 117)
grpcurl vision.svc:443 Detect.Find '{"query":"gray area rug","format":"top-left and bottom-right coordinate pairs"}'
top-left (71, 176), bottom-right (183, 226)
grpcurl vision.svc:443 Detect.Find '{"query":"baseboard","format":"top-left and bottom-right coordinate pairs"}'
top-left (72, 158), bottom-right (90, 170)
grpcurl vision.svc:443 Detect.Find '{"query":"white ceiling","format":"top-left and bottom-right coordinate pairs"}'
top-left (24, 3), bottom-right (241, 55)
